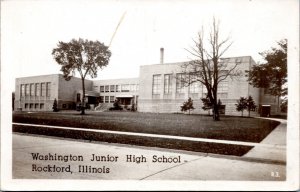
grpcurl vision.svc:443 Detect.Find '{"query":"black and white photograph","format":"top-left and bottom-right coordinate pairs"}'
top-left (1, 0), bottom-right (299, 191)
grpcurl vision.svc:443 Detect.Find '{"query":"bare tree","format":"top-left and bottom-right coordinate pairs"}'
top-left (181, 18), bottom-right (242, 120)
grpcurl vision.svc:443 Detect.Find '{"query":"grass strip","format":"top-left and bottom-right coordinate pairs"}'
top-left (13, 112), bottom-right (280, 143)
top-left (13, 124), bottom-right (253, 156)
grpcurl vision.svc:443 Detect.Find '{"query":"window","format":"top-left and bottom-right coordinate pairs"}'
top-left (25, 103), bottom-right (28, 109)
top-left (164, 74), bottom-right (172, 94)
top-left (218, 80), bottom-right (228, 92)
top-left (46, 82), bottom-right (51, 97)
top-left (35, 103), bottom-right (39, 109)
top-left (100, 86), bottom-right (105, 93)
top-left (116, 85), bottom-right (120, 92)
top-left (21, 84), bottom-right (25, 96)
top-left (189, 81), bottom-right (200, 93)
top-left (30, 103), bottom-right (34, 109)
top-left (30, 84), bottom-right (35, 96)
top-left (25, 84), bottom-right (30, 96)
top-left (152, 75), bottom-right (161, 94)
top-left (99, 96), bottom-right (104, 103)
top-left (35, 83), bottom-right (40, 96)
top-left (105, 85), bottom-right (109, 92)
top-left (41, 83), bottom-right (46, 96)
top-left (105, 96), bottom-right (109, 103)
top-left (110, 96), bottom-right (115, 103)
top-left (121, 84), bottom-right (130, 92)
top-left (110, 85), bottom-right (115, 92)
top-left (40, 103), bottom-right (44, 109)
top-left (129, 84), bottom-right (134, 92)
top-left (176, 74), bottom-right (185, 93)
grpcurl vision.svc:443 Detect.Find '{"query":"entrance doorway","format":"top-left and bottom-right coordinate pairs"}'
top-left (260, 105), bottom-right (271, 117)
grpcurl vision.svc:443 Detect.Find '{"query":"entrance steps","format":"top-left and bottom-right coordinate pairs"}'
top-left (94, 103), bottom-right (113, 111)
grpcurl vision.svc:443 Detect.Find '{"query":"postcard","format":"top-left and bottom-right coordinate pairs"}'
top-left (1, 0), bottom-right (299, 191)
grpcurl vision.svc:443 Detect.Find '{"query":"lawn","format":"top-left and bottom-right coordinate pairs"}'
top-left (12, 111), bottom-right (280, 156)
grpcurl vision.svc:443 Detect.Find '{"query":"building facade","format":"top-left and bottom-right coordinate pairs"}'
top-left (93, 78), bottom-right (139, 110)
top-left (138, 56), bottom-right (261, 115)
top-left (14, 56), bottom-right (280, 116)
top-left (15, 74), bottom-right (93, 111)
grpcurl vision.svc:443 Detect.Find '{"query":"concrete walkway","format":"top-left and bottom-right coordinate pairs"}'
top-left (244, 118), bottom-right (286, 162)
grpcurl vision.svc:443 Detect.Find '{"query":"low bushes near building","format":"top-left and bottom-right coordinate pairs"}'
top-left (109, 99), bottom-right (123, 111)
top-left (235, 96), bottom-right (257, 117)
top-left (52, 98), bottom-right (59, 112)
top-left (181, 97), bottom-right (195, 115)
top-left (201, 96), bottom-right (213, 115)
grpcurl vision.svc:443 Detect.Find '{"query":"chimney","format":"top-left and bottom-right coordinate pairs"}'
top-left (160, 47), bottom-right (164, 64)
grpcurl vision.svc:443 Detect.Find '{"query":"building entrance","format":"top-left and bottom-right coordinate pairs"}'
top-left (260, 105), bottom-right (271, 117)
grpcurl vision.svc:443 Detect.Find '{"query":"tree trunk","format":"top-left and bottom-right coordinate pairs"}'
top-left (81, 78), bottom-right (86, 115)
top-left (213, 104), bottom-right (220, 121)
top-left (277, 95), bottom-right (280, 114)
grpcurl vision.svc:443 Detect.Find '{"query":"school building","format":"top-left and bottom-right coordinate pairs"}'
top-left (14, 53), bottom-right (280, 116)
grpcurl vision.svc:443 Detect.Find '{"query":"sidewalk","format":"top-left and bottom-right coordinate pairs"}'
top-left (244, 118), bottom-right (286, 162)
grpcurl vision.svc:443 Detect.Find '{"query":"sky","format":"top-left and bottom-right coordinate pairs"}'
top-left (1, 0), bottom-right (299, 92)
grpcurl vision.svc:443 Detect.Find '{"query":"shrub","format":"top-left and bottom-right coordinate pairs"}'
top-left (181, 97), bottom-right (195, 115)
top-left (52, 98), bottom-right (59, 112)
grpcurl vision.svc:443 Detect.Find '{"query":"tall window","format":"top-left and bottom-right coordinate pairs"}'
top-left (99, 96), bottom-right (104, 103)
top-left (110, 96), bottom-right (115, 103)
top-left (164, 74), bottom-right (172, 94)
top-left (41, 83), bottom-right (46, 96)
top-left (189, 81), bottom-right (200, 93)
top-left (35, 83), bottom-right (40, 96)
top-left (110, 85), bottom-right (115, 92)
top-left (105, 96), bottom-right (109, 103)
top-left (218, 80), bottom-right (228, 92)
top-left (105, 85), bottom-right (109, 92)
top-left (21, 84), bottom-right (25, 96)
top-left (176, 74), bottom-right (185, 93)
top-left (116, 85), bottom-right (120, 92)
top-left (25, 84), bottom-right (30, 96)
top-left (30, 84), bottom-right (35, 96)
top-left (152, 75), bottom-right (161, 94)
top-left (130, 84), bottom-right (135, 92)
top-left (46, 82), bottom-right (51, 97)
top-left (100, 86), bottom-right (104, 92)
